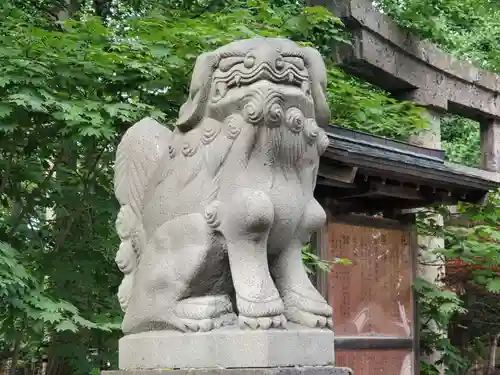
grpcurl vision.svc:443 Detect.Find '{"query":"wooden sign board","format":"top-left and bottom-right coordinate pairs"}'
top-left (326, 218), bottom-right (416, 375)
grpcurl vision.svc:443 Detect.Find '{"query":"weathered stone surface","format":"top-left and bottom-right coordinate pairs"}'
top-left (480, 119), bottom-right (500, 172)
top-left (313, 0), bottom-right (500, 121)
top-left (118, 325), bottom-right (334, 369)
top-left (112, 38), bottom-right (334, 339)
top-left (408, 107), bottom-right (442, 149)
top-left (104, 367), bottom-right (352, 375)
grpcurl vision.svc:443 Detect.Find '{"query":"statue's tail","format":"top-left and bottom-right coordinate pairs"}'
top-left (113, 117), bottom-right (172, 311)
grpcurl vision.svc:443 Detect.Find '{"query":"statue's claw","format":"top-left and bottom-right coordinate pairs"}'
top-left (284, 307), bottom-right (332, 329)
top-left (171, 313), bottom-right (237, 332)
top-left (171, 295), bottom-right (236, 332)
top-left (281, 290), bottom-right (333, 330)
top-left (238, 314), bottom-right (286, 330)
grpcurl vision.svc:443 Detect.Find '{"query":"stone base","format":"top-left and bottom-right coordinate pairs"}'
top-left (118, 325), bottom-right (335, 369)
top-left (104, 367), bottom-right (352, 375)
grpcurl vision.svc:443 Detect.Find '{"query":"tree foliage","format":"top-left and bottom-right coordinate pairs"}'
top-left (416, 192), bottom-right (500, 374)
top-left (2, 0), bottom-right (498, 374)
top-left (376, 0), bottom-right (500, 71)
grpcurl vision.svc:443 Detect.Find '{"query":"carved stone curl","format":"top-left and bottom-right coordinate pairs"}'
top-left (113, 38), bottom-right (333, 334)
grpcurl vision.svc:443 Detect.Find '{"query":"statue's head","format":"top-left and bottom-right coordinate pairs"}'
top-left (176, 38), bottom-right (330, 146)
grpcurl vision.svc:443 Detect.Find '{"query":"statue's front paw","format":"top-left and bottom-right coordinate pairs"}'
top-left (236, 293), bottom-right (286, 330)
top-left (285, 307), bottom-right (333, 329)
top-left (171, 313), bottom-right (237, 332)
top-left (283, 290), bottom-right (333, 330)
top-left (238, 314), bottom-right (287, 329)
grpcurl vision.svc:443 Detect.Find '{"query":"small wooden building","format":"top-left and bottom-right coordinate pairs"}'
top-left (314, 125), bottom-right (499, 374)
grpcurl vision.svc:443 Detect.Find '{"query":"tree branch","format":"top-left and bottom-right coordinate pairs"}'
top-left (85, 147), bottom-right (106, 183)
top-left (25, 0), bottom-right (59, 20)
top-left (8, 152), bottom-right (64, 235)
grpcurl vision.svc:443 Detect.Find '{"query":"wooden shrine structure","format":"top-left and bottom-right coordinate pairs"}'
top-left (310, 0), bottom-right (500, 373)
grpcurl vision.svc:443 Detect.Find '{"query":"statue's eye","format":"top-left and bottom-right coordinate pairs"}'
top-left (244, 53), bottom-right (255, 69)
top-left (212, 81), bottom-right (227, 102)
top-left (275, 56), bottom-right (284, 70)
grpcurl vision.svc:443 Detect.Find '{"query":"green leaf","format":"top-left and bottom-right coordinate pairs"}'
top-left (486, 278), bottom-right (500, 293)
top-left (0, 103), bottom-right (13, 118)
top-left (73, 315), bottom-right (98, 329)
top-left (8, 90), bottom-right (46, 112)
top-left (333, 257), bottom-right (353, 265)
top-left (438, 302), bottom-right (463, 315)
top-left (0, 123), bottom-right (17, 132)
top-left (56, 300), bottom-right (80, 314)
top-left (39, 311), bottom-right (64, 324)
top-left (54, 320), bottom-right (79, 333)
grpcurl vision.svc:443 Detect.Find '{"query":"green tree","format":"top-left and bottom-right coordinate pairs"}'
top-left (416, 192), bottom-right (500, 374)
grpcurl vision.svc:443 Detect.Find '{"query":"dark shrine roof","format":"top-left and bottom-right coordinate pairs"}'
top-left (316, 125), bottom-right (500, 212)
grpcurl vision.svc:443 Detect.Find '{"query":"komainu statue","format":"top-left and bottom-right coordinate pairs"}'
top-left (113, 38), bottom-right (333, 334)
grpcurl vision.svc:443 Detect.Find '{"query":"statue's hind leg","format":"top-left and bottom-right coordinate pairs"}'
top-left (217, 189), bottom-right (286, 329)
top-left (125, 213), bottom-right (235, 333)
top-left (171, 240), bottom-right (237, 332)
top-left (271, 199), bottom-right (333, 329)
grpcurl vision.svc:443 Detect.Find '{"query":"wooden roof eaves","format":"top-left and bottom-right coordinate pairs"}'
top-left (322, 127), bottom-right (500, 194)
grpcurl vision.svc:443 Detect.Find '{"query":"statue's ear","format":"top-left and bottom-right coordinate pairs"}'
top-left (302, 47), bottom-right (331, 128)
top-left (176, 52), bottom-right (220, 131)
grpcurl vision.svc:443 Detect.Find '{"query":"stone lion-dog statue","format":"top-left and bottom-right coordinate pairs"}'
top-left (113, 38), bottom-right (333, 334)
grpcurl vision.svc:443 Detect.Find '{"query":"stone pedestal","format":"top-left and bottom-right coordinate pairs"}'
top-left (104, 367), bottom-right (352, 375)
top-left (118, 325), bottom-right (335, 370)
